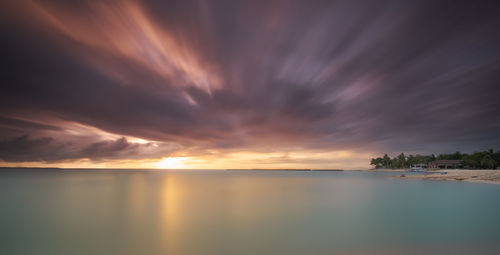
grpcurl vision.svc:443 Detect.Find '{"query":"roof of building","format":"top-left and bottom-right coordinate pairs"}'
top-left (430, 160), bottom-right (462, 164)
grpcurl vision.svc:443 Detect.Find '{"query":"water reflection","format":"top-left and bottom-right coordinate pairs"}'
top-left (161, 174), bottom-right (182, 254)
top-left (1, 170), bottom-right (500, 255)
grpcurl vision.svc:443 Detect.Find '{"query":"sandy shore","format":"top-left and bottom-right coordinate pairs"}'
top-left (401, 169), bottom-right (500, 184)
top-left (356, 168), bottom-right (406, 172)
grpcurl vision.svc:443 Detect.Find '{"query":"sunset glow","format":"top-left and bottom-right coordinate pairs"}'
top-left (1, 0), bottom-right (500, 169)
top-left (156, 157), bottom-right (188, 169)
top-left (2, 1), bottom-right (500, 255)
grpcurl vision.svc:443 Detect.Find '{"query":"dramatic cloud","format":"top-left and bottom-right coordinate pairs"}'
top-left (1, 0), bottom-right (500, 169)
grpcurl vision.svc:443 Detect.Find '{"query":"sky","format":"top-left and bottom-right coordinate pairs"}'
top-left (1, 0), bottom-right (500, 169)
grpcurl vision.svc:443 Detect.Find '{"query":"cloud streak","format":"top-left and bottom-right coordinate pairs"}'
top-left (1, 0), bottom-right (500, 168)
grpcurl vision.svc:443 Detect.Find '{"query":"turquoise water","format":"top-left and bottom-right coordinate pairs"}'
top-left (1, 169), bottom-right (500, 255)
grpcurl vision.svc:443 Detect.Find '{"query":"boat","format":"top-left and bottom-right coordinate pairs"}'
top-left (408, 164), bottom-right (427, 172)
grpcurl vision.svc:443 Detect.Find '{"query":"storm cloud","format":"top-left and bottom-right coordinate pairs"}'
top-left (1, 0), bottom-right (500, 167)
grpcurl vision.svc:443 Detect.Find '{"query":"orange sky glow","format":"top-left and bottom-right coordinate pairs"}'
top-left (2, 0), bottom-right (496, 169)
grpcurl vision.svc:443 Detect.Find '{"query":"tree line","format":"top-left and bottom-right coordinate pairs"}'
top-left (370, 149), bottom-right (500, 169)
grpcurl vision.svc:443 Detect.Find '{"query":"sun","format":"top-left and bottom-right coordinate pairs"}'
top-left (156, 157), bottom-right (188, 169)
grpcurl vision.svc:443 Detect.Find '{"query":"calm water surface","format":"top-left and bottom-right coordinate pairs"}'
top-left (1, 169), bottom-right (500, 255)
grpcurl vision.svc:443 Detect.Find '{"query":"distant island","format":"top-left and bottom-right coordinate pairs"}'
top-left (370, 149), bottom-right (500, 169)
top-left (226, 169), bottom-right (344, 171)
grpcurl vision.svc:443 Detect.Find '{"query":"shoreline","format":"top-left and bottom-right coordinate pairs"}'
top-left (356, 168), bottom-right (406, 172)
top-left (400, 169), bottom-right (500, 185)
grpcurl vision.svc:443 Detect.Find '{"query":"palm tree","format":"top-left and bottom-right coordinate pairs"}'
top-left (481, 154), bottom-right (496, 169)
top-left (396, 153), bottom-right (406, 168)
top-left (382, 154), bottom-right (391, 169)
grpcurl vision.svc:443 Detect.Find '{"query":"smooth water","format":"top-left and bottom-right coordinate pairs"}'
top-left (1, 169), bottom-right (500, 255)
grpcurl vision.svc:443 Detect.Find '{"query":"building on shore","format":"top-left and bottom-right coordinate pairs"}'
top-left (428, 160), bottom-right (462, 169)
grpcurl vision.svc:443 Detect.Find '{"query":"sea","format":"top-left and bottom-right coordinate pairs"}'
top-left (1, 169), bottom-right (500, 255)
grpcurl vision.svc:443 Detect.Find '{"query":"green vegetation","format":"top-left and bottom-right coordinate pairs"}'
top-left (370, 149), bottom-right (500, 169)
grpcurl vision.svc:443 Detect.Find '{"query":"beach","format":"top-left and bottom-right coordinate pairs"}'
top-left (402, 169), bottom-right (500, 184)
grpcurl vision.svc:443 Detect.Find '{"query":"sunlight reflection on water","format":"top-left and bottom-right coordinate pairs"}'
top-left (1, 169), bottom-right (500, 255)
